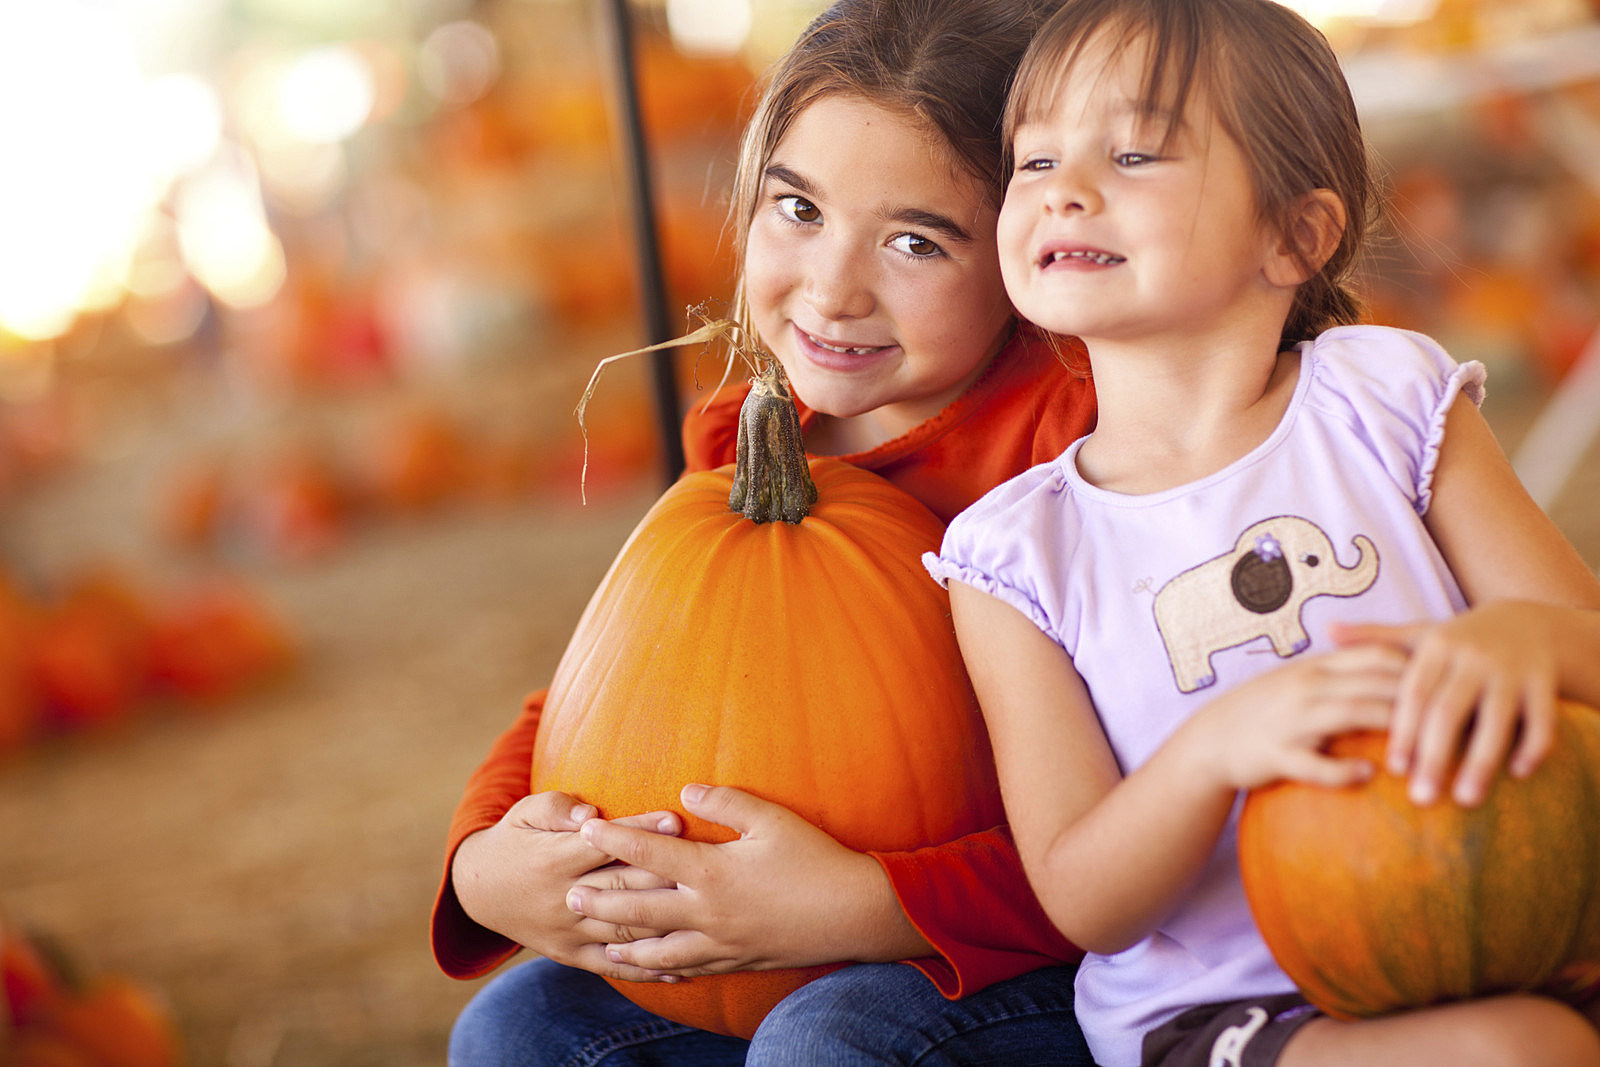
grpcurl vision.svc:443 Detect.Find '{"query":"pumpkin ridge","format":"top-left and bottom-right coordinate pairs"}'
top-left (792, 497), bottom-right (996, 843)
top-left (1541, 711), bottom-right (1600, 995)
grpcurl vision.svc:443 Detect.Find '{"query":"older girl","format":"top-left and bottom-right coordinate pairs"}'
top-left (438, 0), bottom-right (1100, 1063)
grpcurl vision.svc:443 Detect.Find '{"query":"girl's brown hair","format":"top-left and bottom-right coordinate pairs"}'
top-left (725, 0), bottom-right (1064, 344)
top-left (1005, 0), bottom-right (1379, 345)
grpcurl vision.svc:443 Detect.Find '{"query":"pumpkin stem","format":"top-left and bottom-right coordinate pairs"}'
top-left (728, 362), bottom-right (818, 524)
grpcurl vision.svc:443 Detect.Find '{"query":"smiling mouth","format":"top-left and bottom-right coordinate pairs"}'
top-left (806, 332), bottom-right (884, 355)
top-left (1045, 250), bottom-right (1125, 266)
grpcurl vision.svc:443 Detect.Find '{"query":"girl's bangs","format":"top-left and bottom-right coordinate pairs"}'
top-left (1008, 4), bottom-right (1203, 151)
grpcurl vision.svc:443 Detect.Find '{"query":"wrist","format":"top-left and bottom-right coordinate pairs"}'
top-left (1164, 707), bottom-right (1243, 796)
top-left (843, 852), bottom-right (934, 964)
top-left (450, 829), bottom-right (495, 925)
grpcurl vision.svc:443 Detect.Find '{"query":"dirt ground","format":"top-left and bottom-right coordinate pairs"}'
top-left (0, 469), bottom-right (660, 1066)
top-left (0, 346), bottom-right (1596, 1066)
top-left (0, 337), bottom-right (668, 1065)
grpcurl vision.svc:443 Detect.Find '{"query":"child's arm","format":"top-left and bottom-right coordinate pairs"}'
top-left (432, 690), bottom-right (549, 977)
top-left (1334, 397), bottom-right (1600, 808)
top-left (451, 795), bottom-right (683, 981)
top-left (432, 689), bottom-right (679, 982)
top-left (951, 581), bottom-right (1400, 953)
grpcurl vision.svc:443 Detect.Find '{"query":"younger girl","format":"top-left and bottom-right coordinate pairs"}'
top-left (926, 1), bottom-right (1600, 1065)
top-left (438, 0), bottom-right (1100, 1062)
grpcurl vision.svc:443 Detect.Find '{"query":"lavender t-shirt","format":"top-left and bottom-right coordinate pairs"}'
top-left (925, 325), bottom-right (1483, 1066)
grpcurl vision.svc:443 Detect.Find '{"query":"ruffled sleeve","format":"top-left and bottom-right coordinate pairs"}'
top-left (922, 461), bottom-right (1076, 649)
top-left (1302, 326), bottom-right (1485, 516)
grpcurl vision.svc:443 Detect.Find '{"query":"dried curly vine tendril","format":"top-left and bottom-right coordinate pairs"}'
top-left (727, 361), bottom-right (818, 525)
top-left (573, 314), bottom-right (740, 504)
top-left (573, 311), bottom-right (817, 522)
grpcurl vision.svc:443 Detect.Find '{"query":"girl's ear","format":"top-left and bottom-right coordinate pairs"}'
top-left (1264, 188), bottom-right (1346, 287)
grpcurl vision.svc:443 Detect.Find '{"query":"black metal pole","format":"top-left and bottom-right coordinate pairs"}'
top-left (598, 0), bottom-right (686, 485)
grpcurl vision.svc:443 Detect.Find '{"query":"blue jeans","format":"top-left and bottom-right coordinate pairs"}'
top-left (448, 957), bottom-right (1091, 1066)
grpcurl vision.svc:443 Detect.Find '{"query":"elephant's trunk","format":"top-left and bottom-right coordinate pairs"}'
top-left (1337, 534), bottom-right (1379, 594)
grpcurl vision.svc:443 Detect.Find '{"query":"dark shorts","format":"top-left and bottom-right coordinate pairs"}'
top-left (1142, 993), bottom-right (1322, 1067)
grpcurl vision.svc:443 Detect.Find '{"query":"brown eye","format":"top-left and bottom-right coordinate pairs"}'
top-left (890, 232), bottom-right (942, 258)
top-left (777, 195), bottom-right (820, 223)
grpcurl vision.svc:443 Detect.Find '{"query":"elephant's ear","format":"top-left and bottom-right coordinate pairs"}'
top-left (1233, 548), bottom-right (1292, 614)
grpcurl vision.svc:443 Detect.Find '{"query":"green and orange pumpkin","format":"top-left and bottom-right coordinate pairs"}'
top-left (1239, 700), bottom-right (1600, 1020)
top-left (529, 367), bottom-right (1004, 1038)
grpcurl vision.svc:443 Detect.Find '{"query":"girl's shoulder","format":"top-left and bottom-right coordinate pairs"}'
top-left (982, 326), bottom-right (1093, 406)
top-left (940, 447), bottom-right (1083, 565)
top-left (1299, 324), bottom-right (1487, 510)
top-left (1302, 324), bottom-right (1485, 417)
top-left (925, 449), bottom-right (1086, 646)
top-left (930, 324), bottom-right (1095, 453)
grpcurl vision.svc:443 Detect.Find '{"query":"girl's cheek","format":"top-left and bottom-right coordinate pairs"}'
top-left (741, 236), bottom-right (782, 311)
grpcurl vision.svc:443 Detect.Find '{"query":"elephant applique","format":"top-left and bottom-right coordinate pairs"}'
top-left (1153, 515), bottom-right (1379, 693)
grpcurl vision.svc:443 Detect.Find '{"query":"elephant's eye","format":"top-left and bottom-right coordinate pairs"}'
top-left (1301, 554), bottom-right (1320, 567)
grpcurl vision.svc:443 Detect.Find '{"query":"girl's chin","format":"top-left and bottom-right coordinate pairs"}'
top-left (788, 383), bottom-right (874, 420)
top-left (773, 359), bottom-right (869, 413)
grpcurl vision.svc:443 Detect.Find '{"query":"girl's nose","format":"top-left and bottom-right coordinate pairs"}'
top-left (1043, 162), bottom-right (1102, 216)
top-left (800, 262), bottom-right (876, 321)
top-left (803, 243), bottom-right (874, 320)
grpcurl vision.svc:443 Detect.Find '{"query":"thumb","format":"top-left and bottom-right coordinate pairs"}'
top-left (680, 783), bottom-right (779, 836)
top-left (512, 790), bottom-right (597, 832)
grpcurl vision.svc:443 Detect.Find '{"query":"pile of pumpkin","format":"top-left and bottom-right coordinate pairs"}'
top-left (0, 563), bottom-right (294, 760)
top-left (159, 403), bottom-right (654, 564)
top-left (1, 919), bottom-right (181, 1067)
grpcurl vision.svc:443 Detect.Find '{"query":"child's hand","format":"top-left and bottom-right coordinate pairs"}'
top-left (1186, 644), bottom-right (1405, 793)
top-left (451, 790), bottom-right (681, 982)
top-left (1332, 602), bottom-right (1561, 807)
top-left (567, 784), bottom-right (929, 979)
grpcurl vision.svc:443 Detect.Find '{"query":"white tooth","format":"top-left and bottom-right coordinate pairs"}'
top-left (1047, 250), bottom-right (1121, 265)
top-left (812, 335), bottom-right (872, 354)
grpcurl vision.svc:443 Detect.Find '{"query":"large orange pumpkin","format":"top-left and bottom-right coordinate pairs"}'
top-left (529, 369), bottom-right (1004, 1038)
top-left (1239, 700), bottom-right (1600, 1020)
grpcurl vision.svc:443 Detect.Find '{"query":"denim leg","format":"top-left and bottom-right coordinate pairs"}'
top-left (448, 957), bottom-right (750, 1067)
top-left (745, 962), bottom-right (1091, 1067)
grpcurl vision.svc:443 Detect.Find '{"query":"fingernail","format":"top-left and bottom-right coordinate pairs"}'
top-left (657, 974), bottom-right (681, 984)
top-left (657, 814), bottom-right (676, 833)
top-left (607, 948), bottom-right (623, 963)
top-left (566, 890), bottom-right (584, 915)
top-left (1409, 778), bottom-right (1436, 806)
top-left (571, 803), bottom-right (596, 824)
top-left (682, 783), bottom-right (707, 805)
